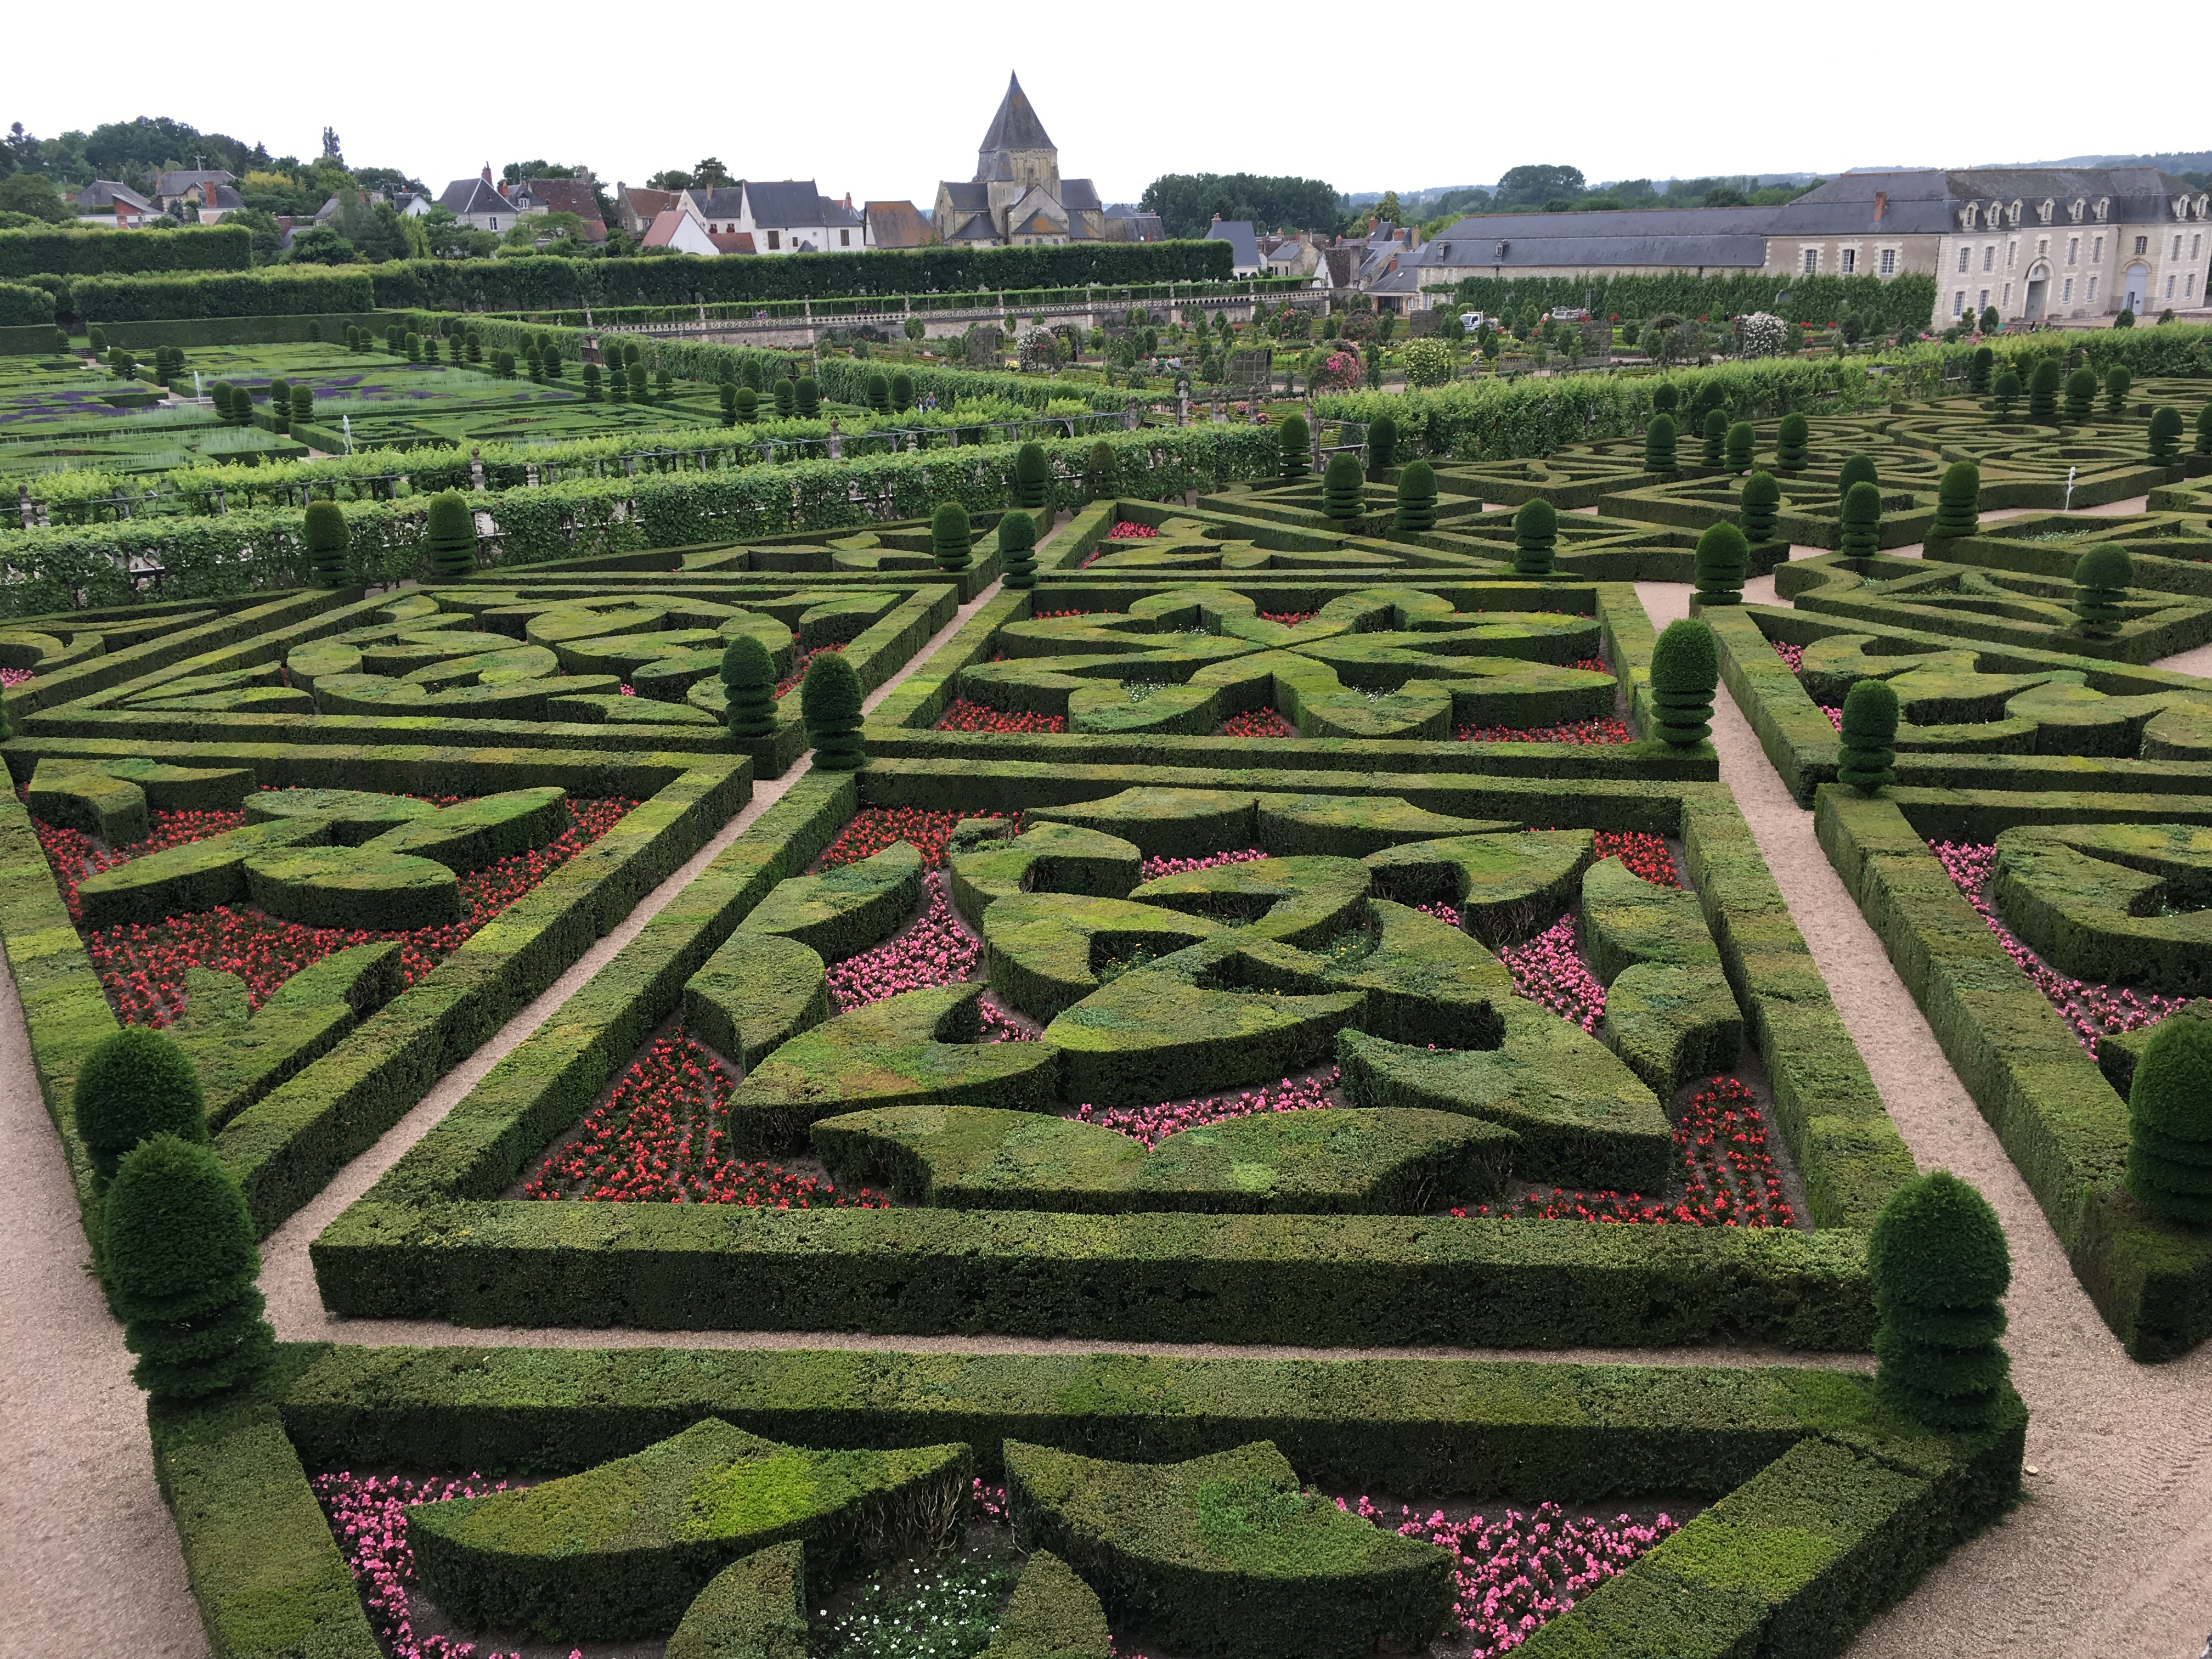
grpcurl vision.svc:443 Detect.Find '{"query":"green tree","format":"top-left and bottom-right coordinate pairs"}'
top-left (1869, 1171), bottom-right (2012, 1432)
top-left (2063, 366), bottom-right (2097, 424)
top-left (424, 490), bottom-right (478, 578)
top-left (2027, 358), bottom-right (2063, 424)
top-left (800, 650), bottom-right (865, 771)
top-left (930, 500), bottom-right (972, 571)
top-left (1277, 414), bottom-right (1311, 480)
top-left (1774, 412), bottom-right (1809, 471)
top-left (303, 499), bottom-right (349, 585)
top-left (2123, 1014), bottom-right (2212, 1224)
top-left (1837, 679), bottom-right (1898, 793)
top-left (1724, 421), bottom-right (1754, 472)
top-left (1392, 460), bottom-right (1437, 532)
top-left (1642, 412), bottom-right (1678, 478)
top-left (1838, 480), bottom-right (1883, 566)
top-left (795, 376), bottom-right (820, 418)
top-left (103, 1135), bottom-right (275, 1404)
top-left (1364, 414), bottom-right (1397, 480)
top-left (1013, 443), bottom-right (1052, 511)
top-left (73, 1025), bottom-right (206, 1183)
top-left (1700, 408), bottom-right (1727, 467)
top-left (1511, 498), bottom-right (1557, 576)
top-left (1692, 522), bottom-right (1750, 606)
top-left (1649, 618), bottom-right (1718, 746)
top-left (719, 635), bottom-right (777, 740)
top-left (997, 509), bottom-right (1039, 589)
top-left (2103, 365), bottom-right (2131, 415)
top-left (2148, 405), bottom-right (2184, 465)
top-left (2072, 543), bottom-right (2132, 639)
top-left (1991, 369), bottom-right (2021, 420)
top-left (1929, 461), bottom-right (1980, 544)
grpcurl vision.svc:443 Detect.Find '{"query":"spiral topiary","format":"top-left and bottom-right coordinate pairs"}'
top-left (1838, 453), bottom-right (1878, 498)
top-left (1775, 411), bottom-right (1809, 471)
top-left (1837, 481), bottom-right (1883, 566)
top-left (1968, 346), bottom-right (1994, 393)
top-left (1837, 678), bottom-right (1898, 793)
top-left (2027, 358), bottom-right (2062, 424)
top-left (303, 499), bottom-right (350, 586)
top-left (2072, 542), bottom-right (2133, 639)
top-left (1692, 522), bottom-right (1749, 606)
top-left (2123, 1013), bottom-right (2212, 1224)
top-left (1392, 460), bottom-right (1437, 533)
top-left (1740, 471), bottom-right (1782, 561)
top-left (1929, 461), bottom-right (1980, 544)
top-left (1700, 407), bottom-right (1726, 467)
top-left (424, 490), bottom-right (477, 579)
top-left (800, 648), bottom-right (865, 771)
top-left (74, 1024), bottom-right (207, 1183)
top-left (997, 509), bottom-right (1039, 589)
top-left (102, 1135), bottom-right (274, 1404)
top-left (2148, 405), bottom-right (2184, 466)
top-left (1013, 442), bottom-right (1051, 511)
top-left (1643, 412), bottom-right (1678, 478)
top-left (1277, 414), bottom-right (1311, 481)
top-left (1511, 498), bottom-right (1557, 577)
top-left (720, 635), bottom-right (777, 740)
top-left (2104, 364), bottom-right (2131, 415)
top-left (930, 501), bottom-right (972, 572)
top-left (1724, 420), bottom-right (1753, 472)
top-left (1990, 369), bottom-right (2021, 420)
top-left (1320, 451), bottom-right (1365, 524)
top-left (1869, 1171), bottom-right (2012, 1432)
top-left (1364, 414), bottom-right (1397, 480)
top-left (1648, 618), bottom-right (1718, 746)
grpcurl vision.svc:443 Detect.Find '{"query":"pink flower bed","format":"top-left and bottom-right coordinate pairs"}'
top-left (1931, 840), bottom-right (2187, 1051)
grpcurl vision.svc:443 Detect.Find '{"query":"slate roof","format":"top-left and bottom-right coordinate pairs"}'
top-left (744, 179), bottom-right (825, 228)
top-left (979, 72), bottom-right (1054, 153)
top-left (1206, 219), bottom-right (1262, 269)
top-left (437, 177), bottom-right (510, 217)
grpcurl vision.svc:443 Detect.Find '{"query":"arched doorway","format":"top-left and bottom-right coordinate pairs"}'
top-left (2023, 260), bottom-right (2050, 321)
top-left (2124, 262), bottom-right (2149, 314)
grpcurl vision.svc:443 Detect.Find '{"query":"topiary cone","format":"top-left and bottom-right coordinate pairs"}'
top-left (720, 634), bottom-right (777, 740)
top-left (1724, 421), bottom-right (1753, 472)
top-left (2072, 542), bottom-right (2132, 639)
top-left (930, 500), bottom-right (972, 572)
top-left (1649, 618), bottom-right (1718, 746)
top-left (74, 1025), bottom-right (207, 1183)
top-left (1991, 370), bottom-right (2021, 420)
top-left (1837, 678), bottom-right (1898, 793)
top-left (800, 648), bottom-right (865, 771)
top-left (2027, 358), bottom-right (2062, 424)
top-left (1837, 480), bottom-right (1883, 565)
top-left (1692, 522), bottom-right (1749, 605)
top-left (1392, 460), bottom-right (1437, 533)
top-left (1929, 461), bottom-right (1980, 543)
top-left (1511, 498), bottom-right (1556, 577)
top-left (104, 1135), bottom-right (274, 1403)
top-left (1643, 412), bottom-right (1678, 478)
top-left (1321, 452), bottom-right (1364, 523)
top-left (2124, 1013), bottom-right (2212, 1225)
top-left (1277, 414), bottom-right (1311, 481)
top-left (1869, 1171), bottom-right (2012, 1432)
top-left (997, 509), bottom-right (1039, 589)
top-left (1364, 415), bottom-right (1397, 480)
top-left (1700, 407), bottom-right (1726, 467)
top-left (424, 490), bottom-right (477, 579)
top-left (302, 499), bottom-right (350, 586)
top-left (2148, 405), bottom-right (2183, 466)
top-left (1013, 442), bottom-right (1051, 511)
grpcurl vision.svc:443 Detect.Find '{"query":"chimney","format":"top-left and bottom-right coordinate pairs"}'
top-left (1873, 190), bottom-right (1887, 223)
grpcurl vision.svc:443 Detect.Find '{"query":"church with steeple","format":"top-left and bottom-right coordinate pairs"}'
top-left (931, 74), bottom-right (1105, 246)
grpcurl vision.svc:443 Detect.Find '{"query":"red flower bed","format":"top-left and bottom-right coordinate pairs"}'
top-left (1454, 1076), bottom-right (1793, 1227)
top-left (522, 1029), bottom-right (887, 1205)
top-left (815, 807), bottom-right (1019, 871)
top-left (45, 798), bottom-right (633, 1026)
top-left (935, 699), bottom-right (1068, 735)
top-left (1219, 708), bottom-right (1297, 737)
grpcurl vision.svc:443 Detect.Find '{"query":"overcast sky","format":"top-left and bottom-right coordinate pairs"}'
top-left (11, 0), bottom-right (2205, 207)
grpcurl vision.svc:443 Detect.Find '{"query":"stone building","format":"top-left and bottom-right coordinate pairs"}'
top-left (932, 74), bottom-right (1106, 246)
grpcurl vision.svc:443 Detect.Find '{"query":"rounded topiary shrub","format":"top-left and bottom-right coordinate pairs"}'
top-left (102, 1135), bottom-right (273, 1404)
top-left (1724, 420), bottom-right (1753, 472)
top-left (2104, 364), bottom-right (2132, 415)
top-left (1649, 618), bottom-right (1718, 746)
top-left (303, 499), bottom-right (350, 586)
top-left (1643, 412), bottom-right (1678, 478)
top-left (1511, 498), bottom-right (1557, 577)
top-left (424, 490), bottom-right (477, 579)
top-left (1364, 414), bottom-right (1397, 480)
top-left (2148, 405), bottom-right (2183, 465)
top-left (2027, 358), bottom-right (2062, 424)
top-left (997, 509), bottom-right (1039, 589)
top-left (1837, 677), bottom-right (1899, 793)
top-left (1692, 521), bottom-right (1750, 606)
top-left (1321, 452), bottom-right (1364, 523)
top-left (74, 1025), bottom-right (207, 1182)
top-left (1990, 370), bottom-right (2021, 419)
top-left (720, 635), bottom-right (778, 740)
top-left (1013, 442), bottom-right (1051, 511)
top-left (931, 500), bottom-right (972, 572)
top-left (1929, 460), bottom-right (1980, 543)
top-left (1868, 1170), bottom-right (2012, 1432)
top-left (1700, 407), bottom-right (1727, 467)
top-left (1277, 414), bottom-right (1311, 481)
top-left (1775, 411), bottom-right (1809, 471)
top-left (800, 648), bottom-right (865, 771)
top-left (2072, 542), bottom-right (2133, 639)
top-left (1838, 480), bottom-right (1883, 565)
top-left (2123, 1013), bottom-right (2212, 1224)
top-left (1392, 460), bottom-right (1437, 533)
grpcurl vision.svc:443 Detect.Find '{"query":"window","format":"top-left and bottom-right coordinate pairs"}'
top-left (1802, 246), bottom-right (1819, 273)
top-left (767, 230), bottom-right (780, 250)
top-left (2087, 275), bottom-right (2098, 302)
top-left (1953, 290), bottom-right (1966, 317)
top-left (1841, 247), bottom-right (1856, 273)
top-left (1983, 245), bottom-right (1995, 272)
top-left (2135, 235), bottom-right (2149, 255)
top-left (1879, 247), bottom-right (1897, 275)
top-left (2062, 278), bottom-right (2073, 304)
top-left (1957, 246), bottom-right (1971, 273)
top-left (839, 229), bottom-right (850, 246)
top-left (2066, 238), bottom-right (2078, 266)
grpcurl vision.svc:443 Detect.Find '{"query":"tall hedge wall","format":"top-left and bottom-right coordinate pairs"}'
top-left (70, 268), bottom-right (377, 322)
top-left (0, 224), bottom-right (251, 279)
top-left (1447, 271), bottom-right (1940, 332)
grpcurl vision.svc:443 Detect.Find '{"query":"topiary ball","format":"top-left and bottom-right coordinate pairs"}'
top-left (1364, 414), bottom-right (1397, 479)
top-left (1511, 498), bottom-right (1557, 577)
top-left (1867, 1170), bottom-right (2012, 1431)
top-left (930, 501), bottom-right (972, 572)
top-left (720, 635), bottom-right (778, 740)
top-left (2124, 1013), bottom-right (2212, 1225)
top-left (997, 509), bottom-right (1039, 590)
top-left (75, 1025), bottom-right (208, 1181)
top-left (1392, 460), bottom-right (1437, 533)
top-left (1692, 522), bottom-right (1750, 605)
top-left (302, 499), bottom-right (350, 586)
top-left (1837, 677), bottom-right (1899, 793)
top-left (424, 490), bottom-right (477, 579)
top-left (800, 650), bottom-right (866, 771)
top-left (1649, 617), bottom-right (1719, 746)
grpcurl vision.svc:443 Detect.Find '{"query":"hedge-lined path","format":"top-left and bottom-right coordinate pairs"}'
top-left (1640, 579), bottom-right (2212, 1659)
